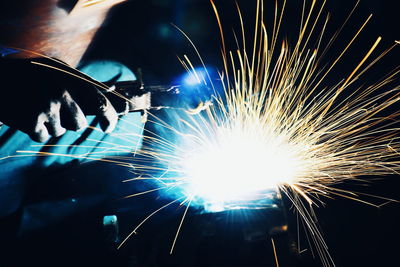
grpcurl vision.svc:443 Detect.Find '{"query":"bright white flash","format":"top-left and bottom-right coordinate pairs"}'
top-left (181, 124), bottom-right (302, 207)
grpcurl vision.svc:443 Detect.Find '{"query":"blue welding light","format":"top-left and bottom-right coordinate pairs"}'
top-left (0, 46), bottom-right (19, 57)
top-left (181, 67), bottom-right (207, 86)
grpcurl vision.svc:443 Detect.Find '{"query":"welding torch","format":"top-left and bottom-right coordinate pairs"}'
top-left (104, 78), bottom-right (213, 117)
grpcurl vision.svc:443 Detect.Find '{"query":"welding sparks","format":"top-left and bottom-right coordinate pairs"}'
top-left (177, 116), bottom-right (304, 209)
top-left (183, 127), bottom-right (298, 199)
top-left (138, 0), bottom-right (400, 208)
top-left (132, 0), bottom-right (400, 264)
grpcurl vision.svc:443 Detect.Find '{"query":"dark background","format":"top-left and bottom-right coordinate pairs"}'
top-left (1, 0), bottom-right (400, 266)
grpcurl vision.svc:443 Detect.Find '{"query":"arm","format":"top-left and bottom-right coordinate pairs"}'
top-left (0, 0), bottom-right (127, 142)
top-left (0, 0), bottom-right (126, 67)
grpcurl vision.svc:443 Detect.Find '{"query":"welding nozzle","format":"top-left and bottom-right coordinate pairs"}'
top-left (105, 80), bottom-right (213, 115)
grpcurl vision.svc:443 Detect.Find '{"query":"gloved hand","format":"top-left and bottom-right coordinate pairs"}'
top-left (0, 57), bottom-right (119, 142)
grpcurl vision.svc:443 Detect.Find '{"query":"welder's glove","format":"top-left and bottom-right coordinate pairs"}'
top-left (0, 57), bottom-right (119, 142)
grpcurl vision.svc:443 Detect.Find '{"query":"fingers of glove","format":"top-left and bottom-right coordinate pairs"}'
top-left (29, 113), bottom-right (50, 143)
top-left (44, 101), bottom-right (67, 137)
top-left (98, 97), bottom-right (118, 133)
top-left (68, 85), bottom-right (118, 133)
top-left (60, 91), bottom-right (88, 131)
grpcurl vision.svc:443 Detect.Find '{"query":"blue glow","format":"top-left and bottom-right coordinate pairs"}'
top-left (141, 67), bottom-right (285, 213)
top-left (181, 68), bottom-right (207, 86)
top-left (149, 169), bottom-right (279, 213)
